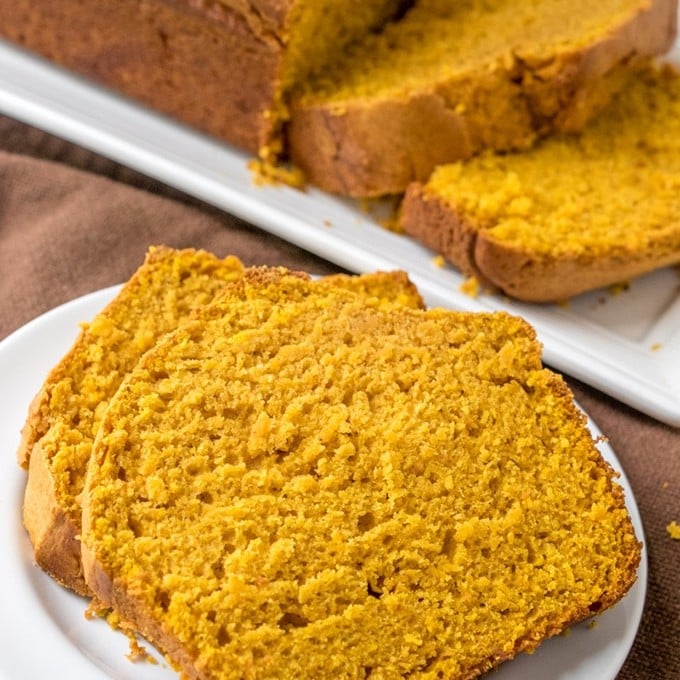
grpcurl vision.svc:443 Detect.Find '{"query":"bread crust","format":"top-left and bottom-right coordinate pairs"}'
top-left (17, 391), bottom-right (44, 469)
top-left (400, 182), bottom-right (488, 282)
top-left (23, 441), bottom-right (89, 595)
top-left (0, 0), bottom-right (284, 153)
top-left (401, 182), bottom-right (680, 302)
top-left (288, 0), bottom-right (678, 197)
top-left (81, 536), bottom-right (202, 679)
top-left (474, 234), bottom-right (680, 302)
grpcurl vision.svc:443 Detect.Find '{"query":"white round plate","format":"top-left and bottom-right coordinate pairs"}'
top-left (0, 286), bottom-right (647, 679)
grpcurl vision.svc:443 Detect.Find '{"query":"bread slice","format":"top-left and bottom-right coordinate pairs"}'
top-left (81, 269), bottom-right (640, 679)
top-left (288, 0), bottom-right (677, 197)
top-left (401, 63), bottom-right (680, 302)
top-left (19, 248), bottom-right (423, 597)
top-left (19, 247), bottom-right (245, 595)
top-left (0, 0), bottom-right (406, 161)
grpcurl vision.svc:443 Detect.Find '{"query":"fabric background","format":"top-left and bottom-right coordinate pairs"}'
top-left (0, 114), bottom-right (678, 679)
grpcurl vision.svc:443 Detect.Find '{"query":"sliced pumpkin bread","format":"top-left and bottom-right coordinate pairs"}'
top-left (401, 63), bottom-right (680, 302)
top-left (288, 0), bottom-right (677, 196)
top-left (81, 269), bottom-right (640, 679)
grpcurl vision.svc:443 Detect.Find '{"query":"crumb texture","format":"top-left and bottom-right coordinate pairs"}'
top-left (20, 246), bottom-right (422, 594)
top-left (299, 0), bottom-right (645, 104)
top-left (399, 64), bottom-right (680, 300)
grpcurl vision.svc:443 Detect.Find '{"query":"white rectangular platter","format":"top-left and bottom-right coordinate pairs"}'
top-left (1, 36), bottom-right (679, 426)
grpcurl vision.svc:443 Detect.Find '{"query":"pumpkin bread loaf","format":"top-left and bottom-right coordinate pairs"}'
top-left (401, 63), bottom-right (680, 302)
top-left (288, 0), bottom-right (677, 196)
top-left (19, 247), bottom-right (423, 596)
top-left (0, 0), bottom-right (407, 161)
top-left (1, 1), bottom-right (675, 191)
top-left (81, 269), bottom-right (640, 679)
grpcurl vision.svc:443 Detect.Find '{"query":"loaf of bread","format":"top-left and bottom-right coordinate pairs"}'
top-left (19, 246), bottom-right (423, 596)
top-left (81, 268), bottom-right (640, 679)
top-left (0, 1), bottom-right (675, 194)
top-left (400, 63), bottom-right (680, 302)
top-left (288, 0), bottom-right (677, 196)
top-left (0, 1), bottom-right (404, 162)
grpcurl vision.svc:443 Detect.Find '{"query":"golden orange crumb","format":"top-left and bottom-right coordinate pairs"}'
top-left (432, 254), bottom-right (446, 268)
top-left (667, 521), bottom-right (680, 539)
top-left (651, 343), bottom-right (662, 351)
top-left (459, 276), bottom-right (480, 298)
top-left (101, 606), bottom-right (157, 664)
top-left (377, 214), bottom-right (404, 233)
top-left (126, 637), bottom-right (158, 664)
top-left (84, 599), bottom-right (108, 620)
top-left (662, 481), bottom-right (669, 489)
top-left (587, 619), bottom-right (598, 630)
top-left (608, 281), bottom-right (630, 296)
top-left (247, 158), bottom-right (306, 190)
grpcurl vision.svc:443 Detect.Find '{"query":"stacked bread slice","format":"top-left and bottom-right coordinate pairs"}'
top-left (19, 247), bottom-right (641, 679)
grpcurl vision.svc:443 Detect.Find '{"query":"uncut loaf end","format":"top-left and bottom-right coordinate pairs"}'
top-left (0, 0), bottom-right (408, 163)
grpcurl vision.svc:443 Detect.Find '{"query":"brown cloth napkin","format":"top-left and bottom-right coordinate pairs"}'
top-left (1, 115), bottom-right (678, 680)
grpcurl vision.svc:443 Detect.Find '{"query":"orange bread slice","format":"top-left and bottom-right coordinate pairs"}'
top-left (401, 64), bottom-right (680, 302)
top-left (82, 270), bottom-right (640, 679)
top-left (19, 247), bottom-right (245, 595)
top-left (288, 0), bottom-right (676, 196)
top-left (19, 248), bottom-right (423, 596)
